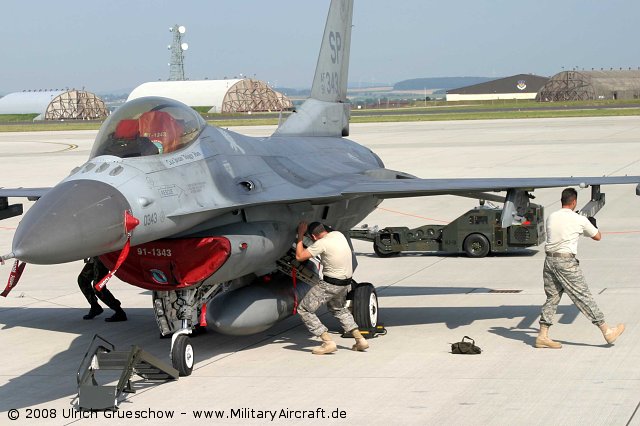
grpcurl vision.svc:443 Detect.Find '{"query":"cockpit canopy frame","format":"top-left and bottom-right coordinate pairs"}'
top-left (90, 97), bottom-right (207, 159)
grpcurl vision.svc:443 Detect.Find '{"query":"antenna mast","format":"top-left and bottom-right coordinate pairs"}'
top-left (168, 25), bottom-right (188, 81)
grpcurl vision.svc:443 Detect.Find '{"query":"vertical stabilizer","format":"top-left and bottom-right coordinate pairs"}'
top-left (274, 0), bottom-right (353, 137)
top-left (311, 0), bottom-right (352, 103)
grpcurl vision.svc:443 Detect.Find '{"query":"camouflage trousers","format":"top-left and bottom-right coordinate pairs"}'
top-left (78, 261), bottom-right (121, 310)
top-left (540, 256), bottom-right (605, 327)
top-left (298, 280), bottom-right (359, 337)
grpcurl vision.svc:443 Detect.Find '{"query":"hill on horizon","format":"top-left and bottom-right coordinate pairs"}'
top-left (393, 77), bottom-right (497, 91)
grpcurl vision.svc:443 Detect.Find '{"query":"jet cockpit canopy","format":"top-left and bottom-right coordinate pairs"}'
top-left (91, 97), bottom-right (206, 159)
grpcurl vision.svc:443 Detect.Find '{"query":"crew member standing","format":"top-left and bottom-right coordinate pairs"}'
top-left (295, 221), bottom-right (369, 355)
top-left (78, 257), bottom-right (127, 322)
top-left (536, 188), bottom-right (624, 349)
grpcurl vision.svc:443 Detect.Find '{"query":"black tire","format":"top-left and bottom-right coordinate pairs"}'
top-left (373, 242), bottom-right (399, 258)
top-left (463, 233), bottom-right (490, 258)
top-left (352, 283), bottom-right (378, 329)
top-left (171, 335), bottom-right (194, 376)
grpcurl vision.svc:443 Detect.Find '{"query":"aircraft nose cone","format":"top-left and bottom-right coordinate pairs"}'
top-left (13, 180), bottom-right (131, 264)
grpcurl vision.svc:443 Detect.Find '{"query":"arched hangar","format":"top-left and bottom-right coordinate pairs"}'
top-left (446, 74), bottom-right (549, 101)
top-left (537, 70), bottom-right (640, 101)
top-left (127, 79), bottom-right (293, 113)
top-left (0, 89), bottom-right (108, 120)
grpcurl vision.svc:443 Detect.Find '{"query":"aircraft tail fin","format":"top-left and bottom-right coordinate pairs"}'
top-left (274, 0), bottom-right (353, 137)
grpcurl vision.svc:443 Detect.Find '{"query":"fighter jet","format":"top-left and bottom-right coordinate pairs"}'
top-left (1, 0), bottom-right (639, 375)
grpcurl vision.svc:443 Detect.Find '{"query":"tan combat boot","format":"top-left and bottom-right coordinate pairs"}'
top-left (534, 325), bottom-right (562, 349)
top-left (599, 323), bottom-right (625, 344)
top-left (351, 329), bottom-right (369, 351)
top-left (312, 332), bottom-right (337, 355)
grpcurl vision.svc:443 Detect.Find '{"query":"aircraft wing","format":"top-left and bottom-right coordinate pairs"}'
top-left (0, 188), bottom-right (50, 222)
top-left (342, 176), bottom-right (640, 199)
top-left (0, 188), bottom-right (51, 200)
top-left (169, 174), bottom-right (640, 218)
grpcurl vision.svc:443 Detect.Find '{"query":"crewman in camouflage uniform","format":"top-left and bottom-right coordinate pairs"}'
top-left (295, 221), bottom-right (369, 355)
top-left (78, 257), bottom-right (127, 322)
top-left (536, 188), bottom-right (624, 349)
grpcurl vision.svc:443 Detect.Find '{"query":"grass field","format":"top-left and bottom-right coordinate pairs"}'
top-left (1, 100), bottom-right (639, 132)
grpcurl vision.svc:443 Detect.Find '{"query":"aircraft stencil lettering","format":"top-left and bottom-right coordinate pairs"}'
top-left (158, 184), bottom-right (183, 198)
top-left (164, 149), bottom-right (203, 168)
top-left (139, 248), bottom-right (173, 257)
top-left (1, 0), bottom-right (639, 376)
top-left (321, 71), bottom-right (341, 96)
top-left (330, 31), bottom-right (342, 64)
top-left (187, 182), bottom-right (206, 194)
top-left (143, 213), bottom-right (158, 226)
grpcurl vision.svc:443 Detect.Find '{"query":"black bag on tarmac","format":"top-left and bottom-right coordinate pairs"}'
top-left (451, 336), bottom-right (482, 354)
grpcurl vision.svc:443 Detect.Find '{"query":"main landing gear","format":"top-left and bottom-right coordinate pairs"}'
top-left (350, 282), bottom-right (379, 330)
top-left (276, 248), bottom-right (381, 332)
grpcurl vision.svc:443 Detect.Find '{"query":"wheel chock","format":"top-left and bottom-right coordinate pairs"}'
top-left (342, 324), bottom-right (387, 339)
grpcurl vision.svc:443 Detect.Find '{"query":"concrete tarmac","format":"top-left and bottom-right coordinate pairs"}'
top-left (1, 117), bottom-right (640, 425)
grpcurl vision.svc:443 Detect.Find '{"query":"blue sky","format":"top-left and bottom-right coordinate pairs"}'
top-left (1, 0), bottom-right (639, 94)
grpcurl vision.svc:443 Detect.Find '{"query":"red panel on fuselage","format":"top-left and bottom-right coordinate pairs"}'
top-left (100, 237), bottom-right (231, 291)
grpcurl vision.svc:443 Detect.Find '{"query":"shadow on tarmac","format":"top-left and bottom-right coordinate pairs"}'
top-left (0, 306), bottom-right (313, 411)
top-left (488, 326), bottom-right (610, 349)
top-left (377, 304), bottom-right (580, 331)
top-left (0, 288), bottom-right (583, 410)
top-left (377, 285), bottom-right (489, 296)
top-left (353, 250), bottom-right (539, 259)
top-left (0, 307), bottom-right (164, 411)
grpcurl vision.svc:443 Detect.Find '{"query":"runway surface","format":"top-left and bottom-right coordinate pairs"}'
top-left (1, 117), bottom-right (640, 425)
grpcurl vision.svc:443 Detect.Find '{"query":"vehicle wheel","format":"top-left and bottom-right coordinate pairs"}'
top-left (352, 283), bottom-right (378, 329)
top-left (373, 242), bottom-right (398, 258)
top-left (463, 233), bottom-right (490, 258)
top-left (171, 335), bottom-right (194, 376)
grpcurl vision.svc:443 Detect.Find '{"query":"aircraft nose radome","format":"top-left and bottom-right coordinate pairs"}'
top-left (13, 180), bottom-right (131, 264)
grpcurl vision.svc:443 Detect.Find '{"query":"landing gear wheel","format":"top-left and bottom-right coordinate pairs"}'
top-left (373, 242), bottom-right (399, 258)
top-left (463, 233), bottom-right (490, 258)
top-left (352, 283), bottom-right (378, 329)
top-left (171, 335), bottom-right (194, 376)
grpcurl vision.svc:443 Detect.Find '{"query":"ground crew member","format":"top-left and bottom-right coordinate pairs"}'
top-left (78, 257), bottom-right (127, 322)
top-left (295, 221), bottom-right (369, 355)
top-left (536, 188), bottom-right (624, 349)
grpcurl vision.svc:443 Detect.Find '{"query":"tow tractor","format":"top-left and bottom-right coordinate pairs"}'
top-left (350, 186), bottom-right (606, 258)
top-left (350, 202), bottom-right (543, 258)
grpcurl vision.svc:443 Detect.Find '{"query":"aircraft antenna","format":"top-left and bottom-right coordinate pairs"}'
top-left (168, 25), bottom-right (188, 81)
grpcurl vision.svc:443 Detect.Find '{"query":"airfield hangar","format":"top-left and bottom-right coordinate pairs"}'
top-left (127, 79), bottom-right (293, 113)
top-left (446, 74), bottom-right (549, 101)
top-left (537, 70), bottom-right (640, 102)
top-left (0, 89), bottom-right (108, 120)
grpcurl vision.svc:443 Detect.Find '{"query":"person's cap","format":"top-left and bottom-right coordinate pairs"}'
top-left (306, 221), bottom-right (323, 237)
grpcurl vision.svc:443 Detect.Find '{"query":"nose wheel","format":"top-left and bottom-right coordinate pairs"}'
top-left (170, 327), bottom-right (194, 376)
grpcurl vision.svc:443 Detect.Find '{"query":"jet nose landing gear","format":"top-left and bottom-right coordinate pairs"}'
top-left (154, 287), bottom-right (216, 377)
top-left (170, 322), bottom-right (194, 376)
